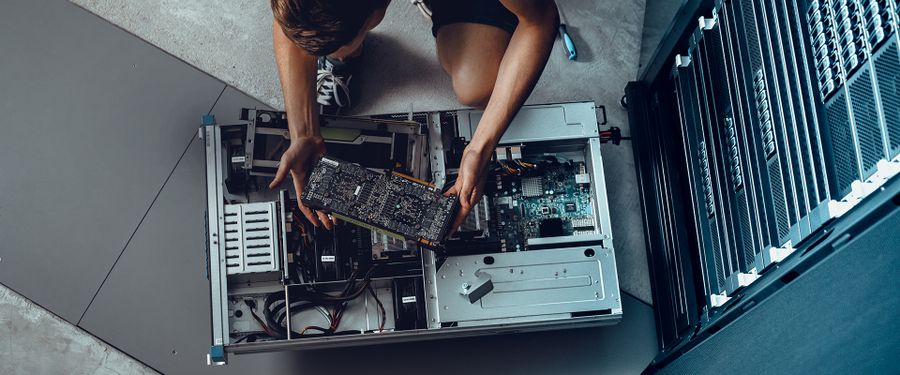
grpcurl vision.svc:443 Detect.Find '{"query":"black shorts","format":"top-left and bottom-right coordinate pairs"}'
top-left (429, 0), bottom-right (518, 37)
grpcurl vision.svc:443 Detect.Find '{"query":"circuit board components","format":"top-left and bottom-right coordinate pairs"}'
top-left (302, 156), bottom-right (459, 246)
top-left (490, 159), bottom-right (595, 251)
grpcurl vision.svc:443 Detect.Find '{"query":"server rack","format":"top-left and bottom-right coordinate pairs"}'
top-left (628, 0), bottom-right (900, 369)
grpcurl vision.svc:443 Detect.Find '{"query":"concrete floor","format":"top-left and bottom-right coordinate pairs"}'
top-left (0, 285), bottom-right (158, 375)
top-left (0, 0), bottom-right (679, 373)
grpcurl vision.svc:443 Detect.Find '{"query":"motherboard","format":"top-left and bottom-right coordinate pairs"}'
top-left (490, 158), bottom-right (595, 251)
top-left (302, 156), bottom-right (459, 246)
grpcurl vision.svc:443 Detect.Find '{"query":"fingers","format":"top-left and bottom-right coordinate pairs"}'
top-left (291, 171), bottom-right (320, 227)
top-left (269, 157), bottom-right (290, 189)
top-left (443, 183), bottom-right (458, 198)
top-left (446, 205), bottom-right (470, 238)
top-left (470, 181), bottom-right (484, 206)
top-left (298, 204), bottom-right (320, 228)
top-left (316, 210), bottom-right (333, 230)
top-left (456, 178), bottom-right (476, 210)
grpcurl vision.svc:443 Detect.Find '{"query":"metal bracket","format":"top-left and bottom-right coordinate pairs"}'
top-left (201, 114), bottom-right (217, 126)
top-left (754, 246), bottom-right (795, 272)
top-left (461, 270), bottom-right (494, 304)
top-left (207, 345), bottom-right (227, 366)
top-left (709, 292), bottom-right (730, 308)
top-left (725, 272), bottom-right (761, 295)
top-left (675, 54), bottom-right (692, 68)
top-left (698, 16), bottom-right (716, 30)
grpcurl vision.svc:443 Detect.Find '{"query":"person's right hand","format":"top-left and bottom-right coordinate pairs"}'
top-left (268, 135), bottom-right (335, 230)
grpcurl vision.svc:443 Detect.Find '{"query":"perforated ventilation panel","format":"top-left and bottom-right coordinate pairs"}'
top-left (767, 160), bottom-right (789, 241)
top-left (848, 68), bottom-right (886, 175)
top-left (710, 223), bottom-right (726, 292)
top-left (825, 91), bottom-right (859, 196)
top-left (873, 40), bottom-right (900, 158)
top-left (223, 202), bottom-right (281, 275)
top-left (736, 192), bottom-right (755, 271)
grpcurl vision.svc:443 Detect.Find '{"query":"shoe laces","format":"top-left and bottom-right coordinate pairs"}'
top-left (411, 0), bottom-right (432, 18)
top-left (316, 60), bottom-right (351, 108)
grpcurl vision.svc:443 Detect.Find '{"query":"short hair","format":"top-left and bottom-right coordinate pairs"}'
top-left (271, 0), bottom-right (389, 56)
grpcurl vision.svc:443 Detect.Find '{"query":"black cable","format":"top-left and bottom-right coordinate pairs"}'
top-left (367, 284), bottom-right (386, 332)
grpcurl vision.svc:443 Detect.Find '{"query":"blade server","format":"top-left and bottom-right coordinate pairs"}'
top-left (626, 0), bottom-right (900, 364)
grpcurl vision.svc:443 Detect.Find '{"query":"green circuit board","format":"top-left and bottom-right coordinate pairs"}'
top-left (491, 160), bottom-right (595, 251)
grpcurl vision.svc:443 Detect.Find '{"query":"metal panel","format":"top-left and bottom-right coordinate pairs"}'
top-left (456, 102), bottom-right (601, 144)
top-left (223, 202), bottom-right (281, 275)
top-left (733, 0), bottom-right (796, 246)
top-left (430, 247), bottom-right (621, 325)
top-left (0, 0), bottom-right (226, 322)
top-left (673, 60), bottom-right (723, 297)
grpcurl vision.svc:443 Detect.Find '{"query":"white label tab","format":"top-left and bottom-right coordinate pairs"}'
top-left (401, 296), bottom-right (417, 304)
top-left (320, 255), bottom-right (335, 262)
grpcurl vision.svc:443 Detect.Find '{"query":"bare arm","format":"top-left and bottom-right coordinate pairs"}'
top-left (269, 20), bottom-right (334, 229)
top-left (470, 0), bottom-right (559, 152)
top-left (446, 0), bottom-right (559, 232)
top-left (272, 19), bottom-right (319, 139)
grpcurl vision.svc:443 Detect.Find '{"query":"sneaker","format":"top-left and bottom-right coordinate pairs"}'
top-left (411, 0), bottom-right (432, 19)
top-left (317, 56), bottom-right (354, 113)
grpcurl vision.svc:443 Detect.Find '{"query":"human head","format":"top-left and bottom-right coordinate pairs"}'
top-left (271, 0), bottom-right (389, 57)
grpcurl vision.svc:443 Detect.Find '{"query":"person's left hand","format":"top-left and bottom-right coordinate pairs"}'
top-left (443, 142), bottom-right (493, 237)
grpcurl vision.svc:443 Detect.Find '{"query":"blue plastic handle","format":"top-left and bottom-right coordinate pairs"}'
top-left (560, 24), bottom-right (577, 61)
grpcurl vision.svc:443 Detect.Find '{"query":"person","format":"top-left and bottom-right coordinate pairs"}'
top-left (267, 0), bottom-right (559, 233)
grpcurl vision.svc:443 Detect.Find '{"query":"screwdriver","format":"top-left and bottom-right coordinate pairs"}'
top-left (558, 4), bottom-right (577, 61)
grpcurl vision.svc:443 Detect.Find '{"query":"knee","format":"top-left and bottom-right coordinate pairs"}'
top-left (452, 76), bottom-right (493, 109)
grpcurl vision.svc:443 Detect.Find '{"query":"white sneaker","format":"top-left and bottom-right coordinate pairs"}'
top-left (316, 56), bottom-right (353, 113)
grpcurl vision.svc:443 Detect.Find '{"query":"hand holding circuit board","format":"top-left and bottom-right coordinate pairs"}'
top-left (268, 136), bottom-right (338, 230)
top-left (301, 156), bottom-right (460, 247)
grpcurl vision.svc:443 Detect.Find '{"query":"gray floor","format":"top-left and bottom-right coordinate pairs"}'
top-left (0, 0), bottom-right (662, 374)
top-left (0, 286), bottom-right (157, 375)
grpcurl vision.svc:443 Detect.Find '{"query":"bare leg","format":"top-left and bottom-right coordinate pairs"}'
top-left (436, 23), bottom-right (512, 109)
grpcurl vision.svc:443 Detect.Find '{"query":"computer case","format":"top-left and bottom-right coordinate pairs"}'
top-left (201, 102), bottom-right (622, 363)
